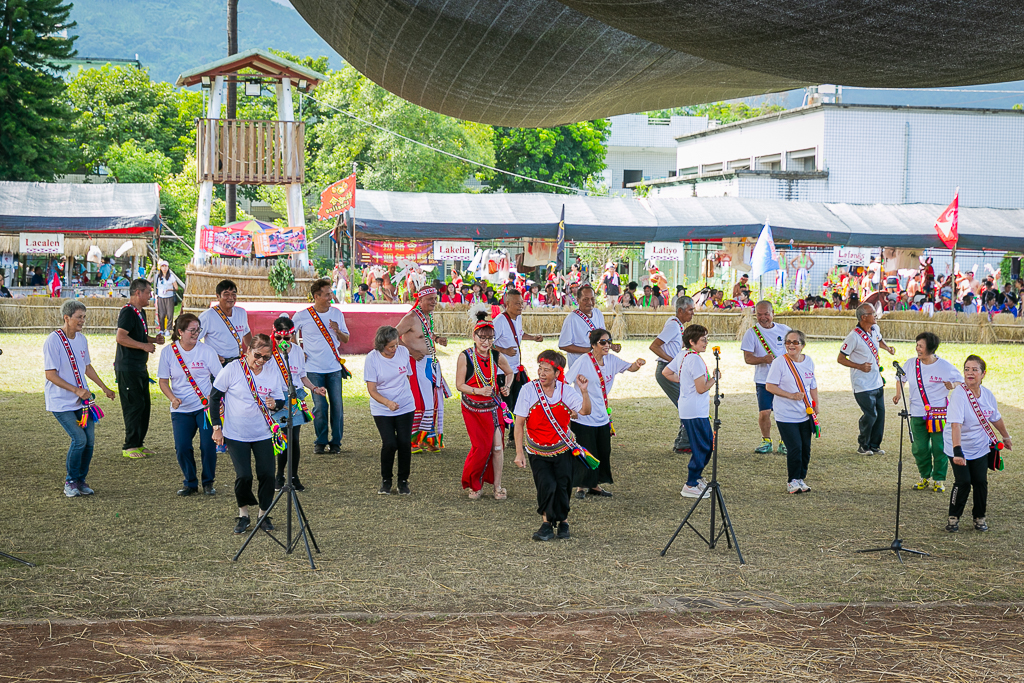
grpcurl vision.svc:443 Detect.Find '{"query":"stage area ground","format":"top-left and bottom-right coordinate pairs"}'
top-left (2, 334), bottom-right (1024, 679)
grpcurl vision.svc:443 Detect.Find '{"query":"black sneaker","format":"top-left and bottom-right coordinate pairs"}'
top-left (327, 444), bottom-right (341, 454)
top-left (378, 479), bottom-right (393, 495)
top-left (233, 516), bottom-right (251, 534)
top-left (556, 521), bottom-right (570, 539)
top-left (974, 517), bottom-right (989, 532)
top-left (532, 522), bottom-right (555, 541)
top-left (291, 477), bottom-right (305, 492)
top-left (275, 475), bottom-right (285, 491)
top-left (313, 444), bottom-right (326, 455)
top-left (397, 480), bottom-right (411, 495)
top-left (203, 484), bottom-right (217, 495)
top-left (945, 516), bottom-right (959, 533)
top-left (258, 515), bottom-right (274, 531)
top-left (177, 487), bottom-right (198, 497)
top-left (588, 488), bottom-right (613, 497)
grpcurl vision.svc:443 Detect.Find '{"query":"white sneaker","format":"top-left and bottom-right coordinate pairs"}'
top-left (873, 448), bottom-right (886, 455)
top-left (787, 480), bottom-right (803, 494)
top-left (798, 479), bottom-right (811, 492)
top-left (681, 484), bottom-right (711, 499)
top-left (697, 477), bottom-right (708, 488)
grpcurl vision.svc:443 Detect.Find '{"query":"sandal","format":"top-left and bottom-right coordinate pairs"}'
top-left (468, 489), bottom-right (482, 500)
top-left (493, 487), bottom-right (507, 500)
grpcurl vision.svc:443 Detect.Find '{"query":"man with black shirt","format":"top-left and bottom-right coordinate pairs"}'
top-left (115, 279), bottom-right (164, 458)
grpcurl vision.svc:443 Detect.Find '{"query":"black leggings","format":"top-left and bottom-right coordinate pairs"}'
top-left (948, 456), bottom-right (988, 519)
top-left (777, 419), bottom-right (813, 482)
top-left (226, 437), bottom-right (275, 511)
top-left (373, 411), bottom-right (414, 482)
top-left (276, 424), bottom-right (301, 480)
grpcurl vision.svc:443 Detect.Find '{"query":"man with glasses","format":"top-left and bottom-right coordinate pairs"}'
top-left (293, 278), bottom-right (351, 454)
top-left (115, 278), bottom-right (164, 459)
top-left (650, 296), bottom-right (695, 453)
top-left (740, 301), bottom-right (791, 454)
top-left (838, 303), bottom-right (895, 455)
top-left (198, 279), bottom-right (253, 366)
top-left (558, 284), bottom-right (619, 370)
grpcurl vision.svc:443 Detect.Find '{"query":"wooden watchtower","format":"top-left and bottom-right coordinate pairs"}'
top-left (175, 49), bottom-right (326, 265)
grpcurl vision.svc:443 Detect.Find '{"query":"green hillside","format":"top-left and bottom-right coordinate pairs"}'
top-left (68, 0), bottom-right (343, 84)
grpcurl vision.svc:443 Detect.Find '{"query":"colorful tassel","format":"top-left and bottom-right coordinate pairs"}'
top-left (573, 446), bottom-right (600, 470)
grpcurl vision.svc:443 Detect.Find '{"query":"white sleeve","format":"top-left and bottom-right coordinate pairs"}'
top-left (335, 310), bottom-right (349, 334)
top-left (213, 364), bottom-right (233, 392)
top-left (808, 358), bottom-right (817, 389)
top-left (43, 334), bottom-right (60, 371)
top-left (197, 310), bottom-right (211, 342)
top-left (839, 330), bottom-right (858, 356)
top-left (655, 319), bottom-right (675, 345)
top-left (666, 351), bottom-right (684, 376)
top-left (557, 316), bottom-right (574, 349)
top-left (765, 358), bottom-right (783, 385)
top-left (240, 309), bottom-right (250, 336)
top-left (564, 384), bottom-right (585, 412)
top-left (363, 353), bottom-right (379, 383)
top-left (567, 355), bottom-right (587, 385)
top-left (946, 388), bottom-right (966, 425)
top-left (609, 354), bottom-right (632, 376)
top-left (157, 346), bottom-right (172, 379)
top-left (514, 384), bottom-right (535, 417)
top-left (739, 329), bottom-right (756, 353)
top-left (686, 355), bottom-right (706, 382)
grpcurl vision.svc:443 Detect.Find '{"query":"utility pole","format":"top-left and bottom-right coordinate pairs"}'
top-left (225, 0), bottom-right (238, 224)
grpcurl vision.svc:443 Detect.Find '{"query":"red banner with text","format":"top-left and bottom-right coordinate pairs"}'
top-left (318, 174), bottom-right (356, 220)
top-left (356, 239), bottom-right (438, 266)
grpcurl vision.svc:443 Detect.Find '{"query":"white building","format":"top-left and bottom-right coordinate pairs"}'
top-left (602, 114), bottom-right (707, 196)
top-left (643, 103), bottom-right (1024, 209)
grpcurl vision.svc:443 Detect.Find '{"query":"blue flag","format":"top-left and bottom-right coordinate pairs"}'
top-left (555, 204), bottom-right (566, 273)
top-left (749, 220), bottom-right (780, 279)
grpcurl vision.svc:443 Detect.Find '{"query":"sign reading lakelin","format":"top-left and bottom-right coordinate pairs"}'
top-left (749, 220), bottom-right (780, 279)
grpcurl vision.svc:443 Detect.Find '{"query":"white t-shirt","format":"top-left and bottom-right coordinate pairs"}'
top-left (840, 324), bottom-right (885, 393)
top-left (43, 330), bottom-right (92, 413)
top-left (900, 357), bottom-right (963, 418)
top-left (293, 306), bottom-right (350, 374)
top-left (655, 316), bottom-right (686, 361)
top-left (213, 360), bottom-right (285, 442)
top-left (155, 275), bottom-right (175, 299)
top-left (765, 355), bottom-right (818, 423)
top-left (667, 350), bottom-right (711, 419)
top-left (943, 385), bottom-right (1002, 460)
top-left (364, 346), bottom-right (416, 417)
top-left (157, 342), bottom-right (222, 413)
top-left (740, 322), bottom-right (791, 384)
top-left (567, 353), bottom-right (631, 427)
top-left (493, 311), bottom-right (524, 370)
top-left (557, 309), bottom-right (606, 368)
top-left (513, 380), bottom-right (584, 418)
top-left (198, 306), bottom-right (250, 359)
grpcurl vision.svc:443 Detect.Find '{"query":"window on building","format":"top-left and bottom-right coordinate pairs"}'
top-left (622, 169), bottom-right (643, 188)
top-left (678, 166), bottom-right (698, 177)
top-left (755, 153), bottom-right (782, 171)
top-left (701, 162), bottom-right (723, 174)
top-left (668, 170), bottom-right (676, 177)
top-left (786, 148), bottom-right (817, 172)
top-left (728, 158), bottom-right (751, 170)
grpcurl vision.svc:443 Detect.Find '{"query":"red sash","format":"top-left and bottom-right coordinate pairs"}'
top-left (961, 384), bottom-right (1002, 449)
top-left (171, 343), bottom-right (209, 407)
top-left (238, 360), bottom-right (286, 455)
top-left (213, 306), bottom-right (243, 355)
top-left (123, 304), bottom-right (148, 336)
top-left (55, 329), bottom-right (103, 427)
top-left (306, 305), bottom-right (342, 364)
top-left (528, 380), bottom-right (598, 468)
top-left (853, 326), bottom-right (885, 385)
top-left (587, 352), bottom-right (615, 436)
top-left (915, 359), bottom-right (947, 433)
top-left (573, 309), bottom-right (597, 332)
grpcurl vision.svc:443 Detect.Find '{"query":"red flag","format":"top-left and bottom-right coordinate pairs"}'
top-left (933, 190), bottom-right (958, 249)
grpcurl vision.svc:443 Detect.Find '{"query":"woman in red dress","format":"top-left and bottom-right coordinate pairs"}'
top-left (513, 349), bottom-right (591, 541)
top-left (457, 312), bottom-right (514, 499)
top-left (441, 282), bottom-right (462, 305)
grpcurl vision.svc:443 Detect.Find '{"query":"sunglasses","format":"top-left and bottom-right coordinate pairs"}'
top-left (785, 339), bottom-right (803, 346)
top-left (251, 352), bottom-right (272, 362)
top-left (596, 339), bottom-right (613, 346)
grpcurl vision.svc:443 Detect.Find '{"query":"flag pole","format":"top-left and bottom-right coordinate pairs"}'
top-left (950, 186), bottom-right (959, 298)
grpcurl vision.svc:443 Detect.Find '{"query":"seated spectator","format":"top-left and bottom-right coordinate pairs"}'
top-left (735, 289), bottom-right (754, 308)
top-left (651, 285), bottom-right (665, 309)
top-left (639, 285), bottom-right (656, 308)
top-left (353, 283), bottom-right (375, 303)
top-left (845, 292), bottom-right (860, 310)
top-left (731, 274), bottom-right (749, 298)
top-left (441, 282), bottom-right (462, 305)
top-left (619, 282), bottom-right (639, 307)
top-left (670, 285), bottom-right (686, 309)
top-left (30, 267), bottom-right (45, 286)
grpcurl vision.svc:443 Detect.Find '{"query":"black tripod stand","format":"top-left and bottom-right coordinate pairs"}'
top-left (0, 550), bottom-right (34, 567)
top-left (662, 347), bottom-right (745, 564)
top-left (856, 361), bottom-right (929, 564)
top-left (233, 339), bottom-right (321, 568)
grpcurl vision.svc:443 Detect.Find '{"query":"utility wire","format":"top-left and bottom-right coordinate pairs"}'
top-left (306, 95), bottom-right (592, 195)
top-left (840, 86), bottom-right (1024, 95)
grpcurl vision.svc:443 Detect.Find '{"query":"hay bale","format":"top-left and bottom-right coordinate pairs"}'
top-left (0, 296), bottom-right (151, 331)
top-left (735, 308), bottom-right (754, 341)
top-left (609, 303), bottom-right (627, 340)
top-left (183, 261), bottom-right (317, 306)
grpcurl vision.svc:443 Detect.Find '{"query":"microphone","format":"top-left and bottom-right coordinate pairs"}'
top-left (892, 360), bottom-right (906, 377)
top-left (712, 346), bottom-right (721, 357)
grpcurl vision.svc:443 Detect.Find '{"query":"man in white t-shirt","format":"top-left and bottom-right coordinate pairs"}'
top-left (293, 277), bottom-right (350, 454)
top-left (558, 285), bottom-right (619, 369)
top-left (837, 303), bottom-right (895, 455)
top-left (649, 295), bottom-right (695, 453)
top-left (198, 279), bottom-right (253, 365)
top-left (494, 288), bottom-right (543, 443)
top-left (739, 301), bottom-right (791, 455)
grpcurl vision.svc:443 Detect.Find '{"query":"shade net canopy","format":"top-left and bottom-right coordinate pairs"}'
top-left (291, 0), bottom-right (1024, 127)
top-left (353, 190), bottom-right (1024, 251)
top-left (0, 182), bottom-right (160, 234)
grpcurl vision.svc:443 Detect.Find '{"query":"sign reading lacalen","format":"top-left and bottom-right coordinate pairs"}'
top-left (20, 233), bottom-right (64, 254)
top-left (433, 241), bottom-right (475, 260)
top-left (643, 242), bottom-right (686, 261)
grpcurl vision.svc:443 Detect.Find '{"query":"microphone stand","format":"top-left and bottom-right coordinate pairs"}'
top-left (856, 360), bottom-right (929, 563)
top-left (234, 337), bottom-right (321, 568)
top-left (662, 347), bottom-right (745, 564)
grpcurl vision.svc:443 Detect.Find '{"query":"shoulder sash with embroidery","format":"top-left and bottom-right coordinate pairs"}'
top-left (587, 352), bottom-right (616, 436)
top-left (573, 309), bottom-right (597, 332)
top-left (122, 304), bottom-right (148, 336)
top-left (171, 343), bottom-right (209, 407)
top-left (752, 325), bottom-right (776, 357)
top-left (531, 380), bottom-right (598, 469)
top-left (915, 359), bottom-right (947, 432)
top-left (271, 347), bottom-right (314, 425)
top-left (213, 306), bottom-right (243, 355)
top-left (55, 329), bottom-right (104, 427)
top-left (961, 383), bottom-right (1002, 449)
top-left (306, 306), bottom-right (343, 364)
top-left (239, 360), bottom-right (286, 455)
top-left (783, 355), bottom-right (820, 437)
top-left (853, 325), bottom-right (885, 384)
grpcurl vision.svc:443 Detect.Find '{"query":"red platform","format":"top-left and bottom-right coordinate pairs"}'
top-left (223, 302), bottom-right (410, 355)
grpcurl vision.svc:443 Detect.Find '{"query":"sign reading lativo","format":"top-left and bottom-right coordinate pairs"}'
top-left (433, 241), bottom-right (475, 261)
top-left (643, 242), bottom-right (686, 261)
top-left (20, 232), bottom-right (64, 254)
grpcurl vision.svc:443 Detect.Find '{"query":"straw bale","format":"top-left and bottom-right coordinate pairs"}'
top-left (734, 307), bottom-right (754, 341)
top-left (609, 303), bottom-right (627, 340)
top-left (184, 261), bottom-right (317, 304)
top-left (0, 296), bottom-right (151, 331)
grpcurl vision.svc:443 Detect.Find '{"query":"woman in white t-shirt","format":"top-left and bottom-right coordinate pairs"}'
top-left (567, 328), bottom-right (645, 499)
top-left (44, 300), bottom-right (116, 498)
top-left (157, 313), bottom-right (223, 497)
top-left (892, 332), bottom-right (963, 493)
top-left (942, 355), bottom-right (1012, 533)
top-left (209, 334), bottom-right (286, 535)
top-left (152, 260), bottom-right (178, 336)
top-left (766, 330), bottom-right (819, 495)
top-left (365, 326), bottom-right (417, 495)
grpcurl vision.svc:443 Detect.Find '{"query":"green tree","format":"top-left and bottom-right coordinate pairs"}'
top-left (645, 101), bottom-right (785, 125)
top-left (0, 0), bottom-right (77, 181)
top-left (65, 64), bottom-right (201, 172)
top-left (482, 120), bottom-right (610, 194)
top-left (105, 139), bottom-right (173, 183)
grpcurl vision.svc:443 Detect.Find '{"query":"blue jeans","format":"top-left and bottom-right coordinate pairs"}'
top-left (53, 409), bottom-right (95, 482)
top-left (307, 370), bottom-right (343, 445)
top-left (171, 409), bottom-right (217, 489)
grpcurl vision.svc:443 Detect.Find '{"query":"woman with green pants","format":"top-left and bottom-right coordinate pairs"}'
top-left (893, 332), bottom-right (962, 492)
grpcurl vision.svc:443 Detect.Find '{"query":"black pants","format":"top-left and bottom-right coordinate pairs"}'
top-left (571, 422), bottom-right (613, 489)
top-left (373, 411), bottom-right (414, 482)
top-left (854, 386), bottom-right (886, 450)
top-left (116, 369), bottom-right (151, 450)
top-left (276, 424), bottom-right (301, 480)
top-left (226, 437), bottom-right (275, 511)
top-left (530, 451), bottom-right (573, 523)
top-left (777, 419), bottom-right (813, 482)
top-left (948, 456), bottom-right (988, 519)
